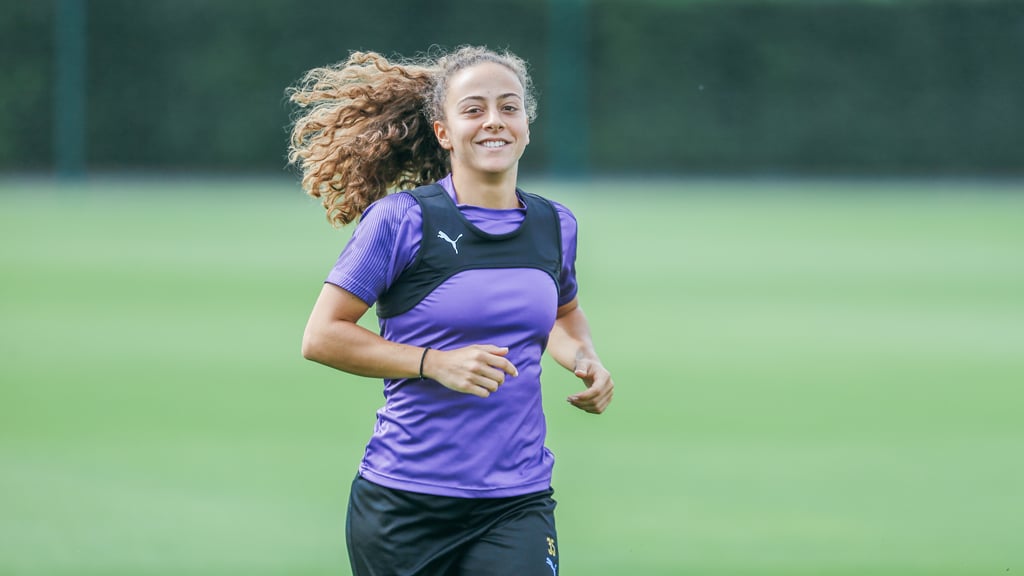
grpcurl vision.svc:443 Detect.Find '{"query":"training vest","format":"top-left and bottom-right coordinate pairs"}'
top-left (375, 183), bottom-right (562, 319)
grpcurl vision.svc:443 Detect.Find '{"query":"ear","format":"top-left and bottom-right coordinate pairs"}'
top-left (433, 120), bottom-right (452, 151)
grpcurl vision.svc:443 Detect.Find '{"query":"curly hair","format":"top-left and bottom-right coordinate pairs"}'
top-left (287, 46), bottom-right (537, 227)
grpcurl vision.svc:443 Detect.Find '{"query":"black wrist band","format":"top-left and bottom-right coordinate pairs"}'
top-left (419, 347), bottom-right (430, 379)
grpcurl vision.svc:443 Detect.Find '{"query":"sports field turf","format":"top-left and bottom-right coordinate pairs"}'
top-left (2, 177), bottom-right (1022, 575)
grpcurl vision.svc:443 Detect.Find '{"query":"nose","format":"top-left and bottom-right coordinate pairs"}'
top-left (483, 109), bottom-right (504, 131)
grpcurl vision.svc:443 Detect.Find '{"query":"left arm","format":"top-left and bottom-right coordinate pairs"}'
top-left (547, 297), bottom-right (614, 414)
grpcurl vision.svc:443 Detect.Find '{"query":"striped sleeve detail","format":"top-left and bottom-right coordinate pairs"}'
top-left (325, 193), bottom-right (421, 306)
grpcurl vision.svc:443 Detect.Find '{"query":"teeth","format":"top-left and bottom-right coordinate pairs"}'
top-left (482, 141), bottom-right (506, 148)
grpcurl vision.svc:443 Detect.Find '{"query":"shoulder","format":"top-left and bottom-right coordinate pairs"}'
top-left (362, 190), bottom-right (419, 218)
top-left (548, 199), bottom-right (577, 225)
top-left (520, 190), bottom-right (578, 227)
top-left (545, 199), bottom-right (578, 242)
top-left (358, 191), bottom-right (421, 231)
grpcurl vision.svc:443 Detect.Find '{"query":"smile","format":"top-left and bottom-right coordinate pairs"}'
top-left (479, 140), bottom-right (509, 149)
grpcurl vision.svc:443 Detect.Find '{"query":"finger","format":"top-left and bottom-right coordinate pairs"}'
top-left (499, 358), bottom-right (518, 377)
top-left (453, 375), bottom-right (498, 397)
top-left (568, 381), bottom-right (603, 402)
top-left (480, 365), bottom-right (507, 385)
top-left (477, 366), bottom-right (516, 389)
top-left (574, 363), bottom-right (602, 387)
top-left (463, 384), bottom-right (491, 399)
top-left (475, 344), bottom-right (510, 357)
top-left (565, 377), bottom-right (602, 399)
top-left (567, 395), bottom-right (596, 413)
top-left (594, 387), bottom-right (614, 411)
top-left (473, 369), bottom-right (504, 392)
top-left (480, 347), bottom-right (518, 376)
top-left (570, 392), bottom-right (612, 414)
top-left (568, 397), bottom-right (601, 414)
top-left (569, 378), bottom-right (613, 411)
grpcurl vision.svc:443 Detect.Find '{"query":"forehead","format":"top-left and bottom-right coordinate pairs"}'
top-left (446, 62), bottom-right (524, 103)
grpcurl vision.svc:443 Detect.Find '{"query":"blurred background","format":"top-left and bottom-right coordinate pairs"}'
top-left (2, 1), bottom-right (1023, 575)
top-left (5, 0), bottom-right (1024, 177)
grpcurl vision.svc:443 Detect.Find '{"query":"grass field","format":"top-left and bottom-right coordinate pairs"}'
top-left (2, 177), bottom-right (1023, 575)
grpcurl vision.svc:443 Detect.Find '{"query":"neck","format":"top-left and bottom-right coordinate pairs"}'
top-left (450, 169), bottom-right (520, 209)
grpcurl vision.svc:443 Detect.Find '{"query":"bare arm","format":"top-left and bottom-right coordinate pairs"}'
top-left (301, 283), bottom-right (421, 378)
top-left (547, 297), bottom-right (614, 414)
top-left (301, 283), bottom-right (518, 398)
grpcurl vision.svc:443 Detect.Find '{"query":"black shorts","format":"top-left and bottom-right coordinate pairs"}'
top-left (346, 475), bottom-right (560, 576)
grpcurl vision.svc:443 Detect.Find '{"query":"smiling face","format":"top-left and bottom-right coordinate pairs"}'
top-left (433, 61), bottom-right (531, 182)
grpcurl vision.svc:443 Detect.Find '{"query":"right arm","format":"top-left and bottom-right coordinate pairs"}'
top-left (301, 283), bottom-right (517, 397)
top-left (302, 283), bottom-right (423, 379)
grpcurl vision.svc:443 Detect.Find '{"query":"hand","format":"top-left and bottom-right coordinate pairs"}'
top-left (567, 358), bottom-right (614, 414)
top-left (422, 345), bottom-right (518, 398)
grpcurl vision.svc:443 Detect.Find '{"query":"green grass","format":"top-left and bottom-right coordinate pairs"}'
top-left (2, 177), bottom-right (1023, 575)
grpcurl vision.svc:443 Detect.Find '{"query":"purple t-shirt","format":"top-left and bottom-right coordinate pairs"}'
top-left (326, 174), bottom-right (579, 498)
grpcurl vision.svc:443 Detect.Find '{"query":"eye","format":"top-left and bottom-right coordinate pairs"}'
top-left (463, 106), bottom-right (483, 115)
top-left (503, 104), bottom-right (520, 112)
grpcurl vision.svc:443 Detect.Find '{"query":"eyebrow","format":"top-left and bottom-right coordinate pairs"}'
top-left (456, 92), bottom-right (524, 106)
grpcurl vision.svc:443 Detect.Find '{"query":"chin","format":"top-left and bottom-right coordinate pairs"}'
top-left (471, 161), bottom-right (516, 174)
top-left (483, 167), bottom-right (518, 179)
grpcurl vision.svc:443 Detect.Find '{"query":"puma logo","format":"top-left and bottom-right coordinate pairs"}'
top-left (546, 557), bottom-right (557, 575)
top-left (437, 230), bottom-right (463, 254)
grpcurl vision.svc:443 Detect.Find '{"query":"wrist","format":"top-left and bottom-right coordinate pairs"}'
top-left (418, 347), bottom-right (431, 379)
top-left (573, 347), bottom-right (597, 369)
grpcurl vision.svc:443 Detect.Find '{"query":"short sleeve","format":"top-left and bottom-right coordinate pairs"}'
top-left (325, 193), bottom-right (422, 306)
top-left (551, 200), bottom-right (579, 306)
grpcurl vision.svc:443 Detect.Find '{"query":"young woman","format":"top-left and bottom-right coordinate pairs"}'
top-left (288, 45), bottom-right (613, 576)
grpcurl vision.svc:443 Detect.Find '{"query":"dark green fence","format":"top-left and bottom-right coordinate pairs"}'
top-left (2, 0), bottom-right (1022, 176)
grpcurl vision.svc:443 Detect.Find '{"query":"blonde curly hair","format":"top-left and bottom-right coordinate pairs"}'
top-left (287, 46), bottom-right (537, 227)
